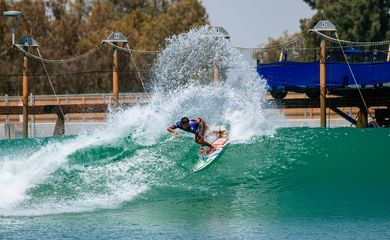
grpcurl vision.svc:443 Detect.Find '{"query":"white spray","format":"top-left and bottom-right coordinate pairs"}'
top-left (0, 26), bottom-right (282, 215)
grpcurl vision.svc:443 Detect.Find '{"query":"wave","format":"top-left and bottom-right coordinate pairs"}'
top-left (6, 26), bottom-right (387, 217)
top-left (1, 128), bottom-right (390, 217)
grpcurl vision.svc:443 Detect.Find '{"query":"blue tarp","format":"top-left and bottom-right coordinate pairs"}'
top-left (257, 60), bottom-right (390, 88)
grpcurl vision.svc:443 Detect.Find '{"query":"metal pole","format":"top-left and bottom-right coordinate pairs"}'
top-left (320, 40), bottom-right (326, 127)
top-left (113, 47), bottom-right (119, 102)
top-left (23, 55), bottom-right (29, 138)
top-left (11, 24), bottom-right (16, 45)
top-left (30, 93), bottom-right (35, 138)
top-left (304, 94), bottom-right (307, 119)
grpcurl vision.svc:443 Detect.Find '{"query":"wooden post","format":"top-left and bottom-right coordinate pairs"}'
top-left (387, 44), bottom-right (390, 62)
top-left (356, 107), bottom-right (368, 128)
top-left (213, 60), bottom-right (219, 82)
top-left (30, 93), bottom-right (36, 138)
top-left (279, 49), bottom-right (284, 62)
top-left (22, 55), bottom-right (29, 138)
top-left (113, 47), bottom-right (119, 103)
top-left (320, 40), bottom-right (326, 127)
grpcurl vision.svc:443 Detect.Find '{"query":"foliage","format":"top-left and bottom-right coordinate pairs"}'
top-left (0, 0), bottom-right (208, 95)
top-left (258, 0), bottom-right (390, 63)
top-left (300, 0), bottom-right (390, 41)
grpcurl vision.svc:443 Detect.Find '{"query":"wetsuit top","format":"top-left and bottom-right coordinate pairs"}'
top-left (171, 119), bottom-right (203, 137)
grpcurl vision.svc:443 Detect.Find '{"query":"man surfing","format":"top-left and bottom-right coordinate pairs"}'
top-left (167, 117), bottom-right (216, 154)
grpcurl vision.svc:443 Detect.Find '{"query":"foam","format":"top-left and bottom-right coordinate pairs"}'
top-left (0, 26), bottom-right (282, 215)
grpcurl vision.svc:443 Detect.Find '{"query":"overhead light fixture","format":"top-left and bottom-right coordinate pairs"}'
top-left (3, 10), bottom-right (23, 45)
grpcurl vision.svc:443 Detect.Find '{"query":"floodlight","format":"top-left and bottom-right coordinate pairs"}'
top-left (3, 10), bottom-right (23, 45)
top-left (3, 10), bottom-right (22, 17)
top-left (213, 27), bottom-right (230, 40)
top-left (311, 20), bottom-right (337, 32)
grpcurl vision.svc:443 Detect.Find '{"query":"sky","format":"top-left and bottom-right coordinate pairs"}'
top-left (201, 0), bottom-right (315, 48)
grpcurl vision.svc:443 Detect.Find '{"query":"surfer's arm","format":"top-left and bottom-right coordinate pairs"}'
top-left (196, 133), bottom-right (204, 141)
top-left (167, 125), bottom-right (180, 137)
top-left (197, 122), bottom-right (204, 138)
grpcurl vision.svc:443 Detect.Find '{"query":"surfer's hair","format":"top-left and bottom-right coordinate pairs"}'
top-left (181, 117), bottom-right (189, 125)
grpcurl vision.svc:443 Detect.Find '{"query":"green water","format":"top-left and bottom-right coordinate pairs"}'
top-left (1, 127), bottom-right (390, 239)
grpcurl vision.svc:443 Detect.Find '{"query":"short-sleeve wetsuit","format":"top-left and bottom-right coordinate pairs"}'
top-left (171, 118), bottom-right (204, 137)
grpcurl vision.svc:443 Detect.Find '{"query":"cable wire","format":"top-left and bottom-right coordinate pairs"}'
top-left (15, 43), bottom-right (103, 63)
top-left (104, 41), bottom-right (161, 54)
top-left (0, 47), bottom-right (12, 57)
top-left (234, 31), bottom-right (309, 50)
top-left (36, 48), bottom-right (72, 134)
top-left (333, 32), bottom-right (378, 127)
top-left (124, 43), bottom-right (148, 92)
top-left (312, 30), bottom-right (390, 47)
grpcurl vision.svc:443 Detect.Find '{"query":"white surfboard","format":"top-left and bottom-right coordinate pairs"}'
top-left (193, 132), bottom-right (229, 172)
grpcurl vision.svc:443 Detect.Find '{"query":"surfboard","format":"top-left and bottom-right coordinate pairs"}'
top-left (193, 131), bottom-right (229, 172)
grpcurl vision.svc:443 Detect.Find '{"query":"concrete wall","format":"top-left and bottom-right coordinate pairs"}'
top-left (0, 122), bottom-right (106, 139)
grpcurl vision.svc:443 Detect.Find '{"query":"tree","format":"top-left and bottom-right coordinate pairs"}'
top-left (0, 0), bottom-right (208, 95)
top-left (138, 0), bottom-right (208, 50)
top-left (0, 1), bottom-right (9, 48)
top-left (258, 0), bottom-right (390, 63)
top-left (300, 0), bottom-right (390, 41)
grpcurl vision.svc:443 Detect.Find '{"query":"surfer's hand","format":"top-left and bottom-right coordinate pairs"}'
top-left (173, 132), bottom-right (180, 138)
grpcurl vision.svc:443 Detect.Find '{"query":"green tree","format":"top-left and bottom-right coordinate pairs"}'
top-left (300, 0), bottom-right (390, 41)
top-left (0, 1), bottom-right (9, 48)
top-left (138, 0), bottom-right (208, 50)
top-left (0, 0), bottom-right (208, 95)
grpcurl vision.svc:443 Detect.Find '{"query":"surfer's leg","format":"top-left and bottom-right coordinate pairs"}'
top-left (195, 137), bottom-right (215, 155)
top-left (201, 121), bottom-right (217, 142)
top-left (210, 130), bottom-right (222, 136)
top-left (195, 135), bottom-right (213, 149)
top-left (195, 121), bottom-right (216, 154)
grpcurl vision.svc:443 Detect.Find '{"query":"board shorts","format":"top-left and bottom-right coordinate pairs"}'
top-left (194, 118), bottom-right (208, 142)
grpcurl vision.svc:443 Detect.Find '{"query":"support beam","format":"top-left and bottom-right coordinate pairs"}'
top-left (375, 108), bottom-right (390, 127)
top-left (330, 106), bottom-right (357, 126)
top-left (356, 107), bottom-right (368, 128)
top-left (320, 40), bottom-right (326, 127)
top-left (53, 112), bottom-right (65, 136)
top-left (266, 95), bottom-right (390, 109)
top-left (22, 55), bottom-right (28, 138)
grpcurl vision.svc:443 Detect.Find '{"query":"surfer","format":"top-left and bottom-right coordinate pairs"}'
top-left (167, 117), bottom-right (216, 154)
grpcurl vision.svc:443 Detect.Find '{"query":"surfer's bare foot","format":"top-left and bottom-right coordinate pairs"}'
top-left (207, 146), bottom-right (215, 154)
top-left (199, 147), bottom-right (205, 155)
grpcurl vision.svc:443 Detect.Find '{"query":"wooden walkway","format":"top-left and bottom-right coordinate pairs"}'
top-left (0, 91), bottom-right (389, 128)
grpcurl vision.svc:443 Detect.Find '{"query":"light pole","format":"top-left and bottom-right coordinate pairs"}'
top-left (3, 10), bottom-right (23, 45)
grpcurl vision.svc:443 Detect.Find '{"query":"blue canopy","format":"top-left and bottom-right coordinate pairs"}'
top-left (257, 60), bottom-right (390, 88)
